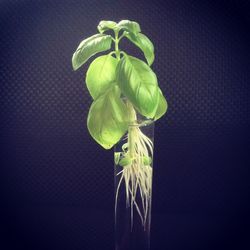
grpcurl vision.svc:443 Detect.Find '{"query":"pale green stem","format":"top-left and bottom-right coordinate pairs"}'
top-left (127, 101), bottom-right (137, 158)
top-left (114, 30), bottom-right (120, 60)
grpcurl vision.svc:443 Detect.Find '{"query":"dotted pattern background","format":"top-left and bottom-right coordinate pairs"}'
top-left (0, 0), bottom-right (249, 250)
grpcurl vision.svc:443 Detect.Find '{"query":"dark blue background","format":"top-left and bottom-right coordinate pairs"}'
top-left (0, 0), bottom-right (249, 249)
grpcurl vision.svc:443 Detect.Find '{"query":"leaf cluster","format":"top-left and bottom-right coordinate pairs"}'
top-left (72, 20), bottom-right (168, 149)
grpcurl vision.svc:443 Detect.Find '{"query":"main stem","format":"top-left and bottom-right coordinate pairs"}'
top-left (114, 29), bottom-right (136, 124)
top-left (114, 30), bottom-right (120, 60)
top-left (114, 30), bottom-right (136, 154)
top-left (114, 31), bottom-right (153, 230)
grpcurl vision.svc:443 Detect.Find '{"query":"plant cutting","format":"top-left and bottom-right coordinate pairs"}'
top-left (72, 20), bottom-right (168, 249)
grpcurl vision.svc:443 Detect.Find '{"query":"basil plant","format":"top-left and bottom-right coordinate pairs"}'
top-left (72, 20), bottom-right (168, 228)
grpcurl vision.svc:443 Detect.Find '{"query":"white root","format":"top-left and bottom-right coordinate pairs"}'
top-left (115, 125), bottom-right (153, 231)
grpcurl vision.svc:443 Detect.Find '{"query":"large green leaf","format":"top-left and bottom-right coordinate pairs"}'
top-left (98, 20), bottom-right (117, 33)
top-left (116, 55), bottom-right (159, 118)
top-left (72, 34), bottom-right (112, 71)
top-left (117, 20), bottom-right (141, 34)
top-left (154, 88), bottom-right (168, 120)
top-left (86, 55), bottom-right (118, 99)
top-left (87, 86), bottom-right (128, 149)
top-left (125, 32), bottom-right (154, 66)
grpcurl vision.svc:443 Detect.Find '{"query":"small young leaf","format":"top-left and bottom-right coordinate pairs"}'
top-left (143, 156), bottom-right (152, 165)
top-left (122, 142), bottom-right (128, 151)
top-left (87, 86), bottom-right (128, 149)
top-left (119, 156), bottom-right (132, 166)
top-left (117, 20), bottom-right (141, 34)
top-left (86, 55), bottom-right (118, 99)
top-left (116, 55), bottom-right (159, 118)
top-left (72, 34), bottom-right (112, 70)
top-left (125, 32), bottom-right (155, 66)
top-left (98, 20), bottom-right (117, 33)
top-left (154, 88), bottom-right (168, 120)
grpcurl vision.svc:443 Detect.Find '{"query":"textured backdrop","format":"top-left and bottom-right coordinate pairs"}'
top-left (0, 0), bottom-right (249, 249)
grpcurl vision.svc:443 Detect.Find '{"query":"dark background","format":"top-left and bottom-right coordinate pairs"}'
top-left (0, 0), bottom-right (249, 249)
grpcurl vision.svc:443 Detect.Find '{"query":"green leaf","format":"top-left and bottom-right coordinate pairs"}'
top-left (72, 34), bottom-right (112, 71)
top-left (116, 55), bottom-right (159, 118)
top-left (86, 55), bottom-right (118, 99)
top-left (154, 88), bottom-right (168, 120)
top-left (87, 86), bottom-right (128, 149)
top-left (125, 32), bottom-right (155, 66)
top-left (98, 20), bottom-right (117, 33)
top-left (119, 156), bottom-right (132, 166)
top-left (117, 20), bottom-right (141, 34)
top-left (143, 156), bottom-right (152, 165)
